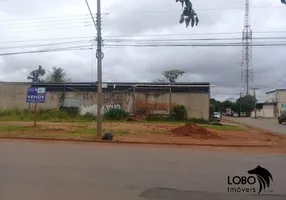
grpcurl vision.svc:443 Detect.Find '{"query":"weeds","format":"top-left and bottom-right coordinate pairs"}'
top-left (104, 108), bottom-right (129, 121)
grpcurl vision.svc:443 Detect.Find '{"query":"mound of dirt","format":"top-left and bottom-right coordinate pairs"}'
top-left (171, 123), bottom-right (221, 140)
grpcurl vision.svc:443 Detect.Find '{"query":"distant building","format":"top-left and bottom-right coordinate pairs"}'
top-left (251, 89), bottom-right (286, 118)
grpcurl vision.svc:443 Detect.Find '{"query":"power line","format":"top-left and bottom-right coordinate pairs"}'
top-left (0, 23), bottom-right (94, 35)
top-left (0, 45), bottom-right (93, 56)
top-left (2, 41), bottom-right (286, 56)
top-left (104, 42), bottom-right (286, 47)
top-left (2, 30), bottom-right (286, 44)
top-left (0, 4), bottom-right (284, 25)
top-left (0, 39), bottom-right (95, 50)
top-left (0, 36), bottom-right (95, 44)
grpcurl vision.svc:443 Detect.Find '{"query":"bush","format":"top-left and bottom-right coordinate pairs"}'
top-left (82, 112), bottom-right (97, 121)
top-left (188, 117), bottom-right (209, 124)
top-left (104, 108), bottom-right (129, 121)
top-left (171, 105), bottom-right (188, 121)
top-left (59, 107), bottom-right (79, 118)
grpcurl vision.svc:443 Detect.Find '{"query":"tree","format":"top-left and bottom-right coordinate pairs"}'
top-left (176, 0), bottom-right (286, 28)
top-left (46, 67), bottom-right (69, 83)
top-left (236, 95), bottom-right (257, 113)
top-left (27, 65), bottom-right (46, 83)
top-left (162, 69), bottom-right (185, 83)
top-left (210, 98), bottom-right (222, 113)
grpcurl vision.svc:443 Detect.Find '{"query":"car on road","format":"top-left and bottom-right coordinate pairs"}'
top-left (278, 110), bottom-right (286, 124)
top-left (233, 113), bottom-right (239, 117)
top-left (213, 112), bottom-right (222, 122)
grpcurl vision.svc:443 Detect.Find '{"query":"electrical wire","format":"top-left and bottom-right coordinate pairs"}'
top-left (0, 36), bottom-right (95, 44)
top-left (0, 45), bottom-right (94, 56)
top-left (0, 39), bottom-right (95, 50)
top-left (0, 4), bottom-right (284, 25)
top-left (3, 31), bottom-right (286, 45)
top-left (0, 23), bottom-right (94, 35)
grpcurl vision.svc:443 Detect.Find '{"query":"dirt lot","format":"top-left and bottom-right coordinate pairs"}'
top-left (0, 121), bottom-right (286, 153)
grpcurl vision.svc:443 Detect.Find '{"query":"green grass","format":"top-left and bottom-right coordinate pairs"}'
top-left (0, 109), bottom-right (98, 122)
top-left (70, 128), bottom-right (130, 136)
top-left (0, 125), bottom-right (40, 132)
top-left (200, 124), bottom-right (243, 131)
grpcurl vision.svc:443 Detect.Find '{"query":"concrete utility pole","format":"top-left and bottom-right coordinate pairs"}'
top-left (85, 0), bottom-right (103, 137)
top-left (252, 88), bottom-right (259, 119)
top-left (237, 92), bottom-right (242, 117)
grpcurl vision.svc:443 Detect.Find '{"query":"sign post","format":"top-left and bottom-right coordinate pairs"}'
top-left (26, 87), bottom-right (46, 126)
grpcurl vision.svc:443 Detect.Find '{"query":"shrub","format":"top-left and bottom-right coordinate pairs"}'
top-left (82, 112), bottom-right (97, 121)
top-left (188, 117), bottom-right (209, 124)
top-left (59, 107), bottom-right (79, 118)
top-left (171, 105), bottom-right (188, 121)
top-left (104, 108), bottom-right (129, 121)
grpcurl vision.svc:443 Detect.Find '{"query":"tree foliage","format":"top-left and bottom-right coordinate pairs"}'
top-left (175, 0), bottom-right (199, 28)
top-left (176, 0), bottom-right (286, 28)
top-left (27, 65), bottom-right (46, 83)
top-left (46, 67), bottom-right (69, 83)
top-left (162, 69), bottom-right (185, 83)
top-left (210, 95), bottom-right (257, 115)
top-left (236, 95), bottom-right (257, 113)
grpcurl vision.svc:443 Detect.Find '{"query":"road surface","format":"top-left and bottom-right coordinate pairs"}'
top-left (224, 117), bottom-right (286, 135)
top-left (0, 140), bottom-right (285, 200)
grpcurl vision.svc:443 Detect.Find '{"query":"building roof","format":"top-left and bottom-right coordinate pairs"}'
top-left (30, 82), bottom-right (211, 93)
top-left (266, 89), bottom-right (286, 94)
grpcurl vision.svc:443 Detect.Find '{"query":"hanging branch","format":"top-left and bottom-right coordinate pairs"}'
top-left (176, 0), bottom-right (199, 28)
top-left (176, 0), bottom-right (286, 28)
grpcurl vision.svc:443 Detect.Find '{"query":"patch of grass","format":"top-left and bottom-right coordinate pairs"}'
top-left (0, 125), bottom-right (40, 132)
top-left (0, 109), bottom-right (99, 122)
top-left (103, 108), bottom-right (129, 121)
top-left (70, 127), bottom-right (130, 137)
top-left (112, 129), bottom-right (130, 136)
top-left (200, 124), bottom-right (242, 131)
top-left (70, 128), bottom-right (97, 135)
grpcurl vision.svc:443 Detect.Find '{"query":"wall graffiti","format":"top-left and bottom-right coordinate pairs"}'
top-left (79, 104), bottom-right (121, 116)
top-left (82, 92), bottom-right (97, 102)
top-left (80, 92), bottom-right (133, 113)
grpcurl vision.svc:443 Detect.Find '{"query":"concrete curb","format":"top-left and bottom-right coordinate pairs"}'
top-left (0, 136), bottom-right (274, 148)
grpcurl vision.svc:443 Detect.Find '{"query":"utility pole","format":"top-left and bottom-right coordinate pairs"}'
top-left (85, 0), bottom-right (103, 137)
top-left (237, 92), bottom-right (242, 117)
top-left (252, 88), bottom-right (259, 119)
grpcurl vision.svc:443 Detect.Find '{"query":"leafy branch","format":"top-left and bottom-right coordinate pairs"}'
top-left (176, 0), bottom-right (286, 28)
top-left (176, 0), bottom-right (199, 28)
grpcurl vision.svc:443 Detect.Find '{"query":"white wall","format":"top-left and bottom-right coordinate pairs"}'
top-left (251, 104), bottom-right (275, 118)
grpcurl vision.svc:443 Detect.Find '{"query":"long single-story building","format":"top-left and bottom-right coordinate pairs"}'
top-left (0, 81), bottom-right (212, 120)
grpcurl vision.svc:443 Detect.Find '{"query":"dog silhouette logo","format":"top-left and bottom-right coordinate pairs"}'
top-left (248, 166), bottom-right (273, 194)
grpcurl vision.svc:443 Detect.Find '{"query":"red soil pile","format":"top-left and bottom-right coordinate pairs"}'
top-left (171, 123), bottom-right (221, 140)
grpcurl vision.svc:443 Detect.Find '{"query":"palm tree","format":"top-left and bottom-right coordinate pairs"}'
top-left (46, 67), bottom-right (69, 83)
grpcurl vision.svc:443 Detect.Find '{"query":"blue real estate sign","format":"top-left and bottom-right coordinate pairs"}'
top-left (26, 87), bottom-right (46, 103)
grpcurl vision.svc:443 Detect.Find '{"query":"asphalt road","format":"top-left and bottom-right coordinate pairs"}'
top-left (0, 140), bottom-right (285, 200)
top-left (224, 117), bottom-right (286, 135)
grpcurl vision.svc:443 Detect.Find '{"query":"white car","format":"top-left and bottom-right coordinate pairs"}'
top-left (233, 113), bottom-right (239, 117)
top-left (213, 112), bottom-right (222, 121)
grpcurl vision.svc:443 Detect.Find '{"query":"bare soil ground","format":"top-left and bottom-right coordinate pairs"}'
top-left (0, 121), bottom-right (286, 153)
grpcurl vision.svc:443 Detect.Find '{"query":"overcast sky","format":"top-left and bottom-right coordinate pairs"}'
top-left (0, 0), bottom-right (286, 101)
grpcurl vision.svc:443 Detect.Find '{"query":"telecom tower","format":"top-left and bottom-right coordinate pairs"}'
top-left (241, 0), bottom-right (253, 96)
